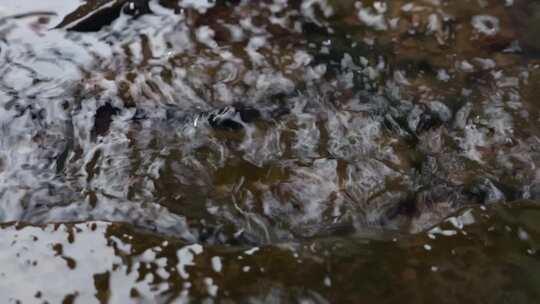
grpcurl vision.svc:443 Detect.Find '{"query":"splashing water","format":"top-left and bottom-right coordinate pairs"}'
top-left (0, 0), bottom-right (540, 302)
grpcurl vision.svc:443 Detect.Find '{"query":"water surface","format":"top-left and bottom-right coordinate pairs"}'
top-left (0, 0), bottom-right (539, 302)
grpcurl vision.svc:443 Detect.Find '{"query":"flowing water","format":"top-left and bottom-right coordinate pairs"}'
top-left (0, 0), bottom-right (539, 302)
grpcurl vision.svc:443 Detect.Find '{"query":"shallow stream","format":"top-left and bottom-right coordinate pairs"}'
top-left (0, 0), bottom-right (539, 302)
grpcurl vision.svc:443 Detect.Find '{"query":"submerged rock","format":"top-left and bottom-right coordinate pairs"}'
top-left (1, 0), bottom-right (539, 246)
top-left (54, 0), bottom-right (153, 32)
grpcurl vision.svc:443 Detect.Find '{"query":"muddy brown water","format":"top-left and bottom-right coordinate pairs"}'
top-left (0, 0), bottom-right (539, 302)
